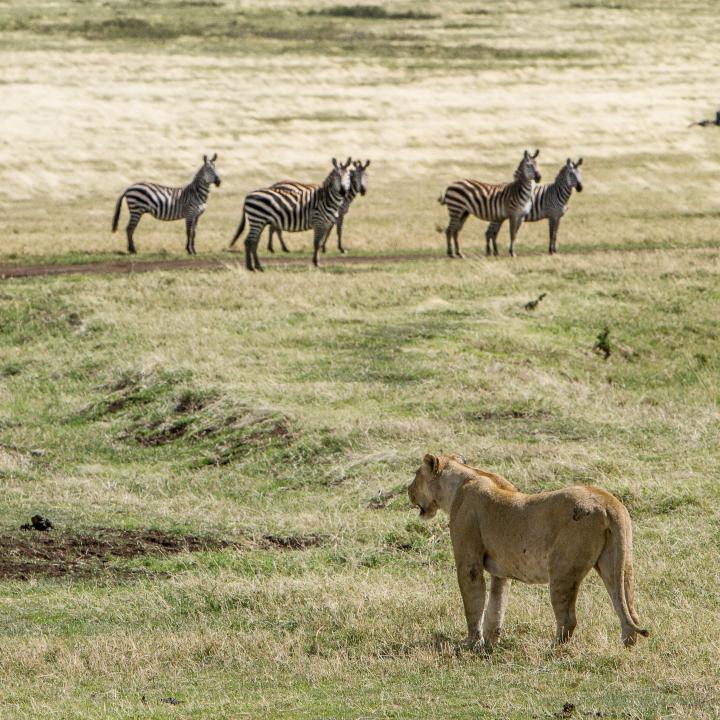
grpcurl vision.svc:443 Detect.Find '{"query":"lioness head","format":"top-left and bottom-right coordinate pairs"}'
top-left (408, 453), bottom-right (466, 520)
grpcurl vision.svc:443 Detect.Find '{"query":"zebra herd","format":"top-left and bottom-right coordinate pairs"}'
top-left (111, 150), bottom-right (583, 269)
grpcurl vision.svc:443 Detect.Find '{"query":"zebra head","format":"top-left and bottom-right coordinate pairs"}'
top-left (351, 159), bottom-right (371, 196)
top-left (562, 157), bottom-right (583, 193)
top-left (201, 153), bottom-right (221, 187)
top-left (330, 157), bottom-right (353, 196)
top-left (517, 149), bottom-right (541, 183)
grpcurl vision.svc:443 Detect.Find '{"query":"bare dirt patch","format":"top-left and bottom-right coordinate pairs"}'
top-left (0, 528), bottom-right (241, 581)
top-left (0, 254), bottom-right (439, 280)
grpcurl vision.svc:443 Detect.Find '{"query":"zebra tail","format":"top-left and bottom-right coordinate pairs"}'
top-left (111, 191), bottom-right (125, 233)
top-left (229, 207), bottom-right (246, 247)
top-left (437, 192), bottom-right (446, 205)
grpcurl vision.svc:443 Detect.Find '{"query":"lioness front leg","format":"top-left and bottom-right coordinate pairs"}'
top-left (482, 576), bottom-right (511, 646)
top-left (457, 562), bottom-right (486, 645)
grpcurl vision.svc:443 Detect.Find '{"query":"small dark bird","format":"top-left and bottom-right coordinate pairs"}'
top-left (524, 292), bottom-right (547, 310)
top-left (688, 110), bottom-right (720, 128)
top-left (20, 515), bottom-right (54, 531)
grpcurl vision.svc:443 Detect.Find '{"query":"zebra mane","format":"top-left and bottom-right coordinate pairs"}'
top-left (192, 165), bottom-right (209, 187)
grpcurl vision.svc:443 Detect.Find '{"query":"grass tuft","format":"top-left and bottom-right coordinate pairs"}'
top-left (305, 5), bottom-right (437, 20)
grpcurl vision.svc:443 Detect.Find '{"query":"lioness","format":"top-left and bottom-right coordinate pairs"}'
top-left (408, 454), bottom-right (648, 648)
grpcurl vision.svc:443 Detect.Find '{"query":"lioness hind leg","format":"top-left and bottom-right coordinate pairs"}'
top-left (482, 576), bottom-right (511, 646)
top-left (549, 578), bottom-right (581, 644)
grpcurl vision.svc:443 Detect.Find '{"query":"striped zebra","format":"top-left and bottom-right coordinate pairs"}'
top-left (439, 149), bottom-right (541, 258)
top-left (229, 158), bottom-right (352, 271)
top-left (484, 158), bottom-right (583, 256)
top-left (266, 159), bottom-right (371, 255)
top-left (111, 155), bottom-right (221, 255)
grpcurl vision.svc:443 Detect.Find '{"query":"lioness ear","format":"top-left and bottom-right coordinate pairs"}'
top-left (423, 453), bottom-right (440, 474)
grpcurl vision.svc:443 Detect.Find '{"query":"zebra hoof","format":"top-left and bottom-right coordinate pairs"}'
top-left (281, 247), bottom-right (290, 253)
top-left (456, 252), bottom-right (465, 259)
top-left (268, 247), bottom-right (275, 254)
top-left (339, 249), bottom-right (347, 254)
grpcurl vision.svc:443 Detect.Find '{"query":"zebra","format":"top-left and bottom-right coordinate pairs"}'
top-left (111, 155), bottom-right (221, 255)
top-left (439, 149), bottom-right (541, 258)
top-left (484, 158), bottom-right (583, 256)
top-left (229, 158), bottom-right (352, 271)
top-left (266, 159), bottom-right (371, 255)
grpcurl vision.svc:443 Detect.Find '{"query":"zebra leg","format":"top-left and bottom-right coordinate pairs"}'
top-left (244, 223), bottom-right (263, 271)
top-left (277, 229), bottom-right (290, 253)
top-left (549, 217), bottom-right (560, 254)
top-left (267, 227), bottom-right (275, 254)
top-left (312, 223), bottom-right (330, 267)
top-left (453, 212), bottom-right (469, 258)
top-left (191, 219), bottom-right (199, 255)
top-left (486, 221), bottom-right (502, 257)
top-left (508, 216), bottom-right (524, 257)
top-left (185, 218), bottom-right (195, 256)
top-left (445, 211), bottom-right (456, 257)
top-left (336, 212), bottom-right (347, 254)
top-left (320, 225), bottom-right (333, 254)
top-left (126, 212), bottom-right (142, 254)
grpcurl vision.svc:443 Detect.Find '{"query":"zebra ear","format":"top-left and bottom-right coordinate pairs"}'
top-left (576, 157), bottom-right (583, 166)
top-left (203, 154), bottom-right (207, 163)
top-left (523, 150), bottom-right (530, 158)
top-left (364, 159), bottom-right (371, 169)
top-left (532, 149), bottom-right (540, 158)
top-left (211, 153), bottom-right (217, 162)
top-left (344, 156), bottom-right (352, 168)
top-left (332, 158), bottom-right (339, 169)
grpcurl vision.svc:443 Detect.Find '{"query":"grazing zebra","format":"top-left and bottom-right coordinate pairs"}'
top-left (266, 159), bottom-right (371, 255)
top-left (229, 158), bottom-right (352, 271)
top-left (484, 158), bottom-right (583, 256)
top-left (111, 155), bottom-right (221, 255)
top-left (439, 149), bottom-right (541, 258)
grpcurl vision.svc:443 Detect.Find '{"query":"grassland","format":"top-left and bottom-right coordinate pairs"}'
top-left (1, 1), bottom-right (720, 718)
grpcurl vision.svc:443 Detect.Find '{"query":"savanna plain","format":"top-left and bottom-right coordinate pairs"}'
top-left (1, 1), bottom-right (719, 718)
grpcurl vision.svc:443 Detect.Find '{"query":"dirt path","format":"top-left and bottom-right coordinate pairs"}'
top-left (0, 253), bottom-right (440, 279)
top-left (0, 244), bottom-right (716, 280)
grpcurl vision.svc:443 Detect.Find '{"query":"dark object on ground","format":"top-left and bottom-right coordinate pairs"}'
top-left (367, 489), bottom-right (401, 509)
top-left (593, 326), bottom-right (612, 359)
top-left (261, 533), bottom-right (325, 550)
top-left (20, 515), bottom-right (54, 531)
top-left (524, 292), bottom-right (547, 310)
top-left (557, 702), bottom-right (576, 718)
top-left (160, 697), bottom-right (181, 705)
top-left (688, 110), bottom-right (720, 127)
